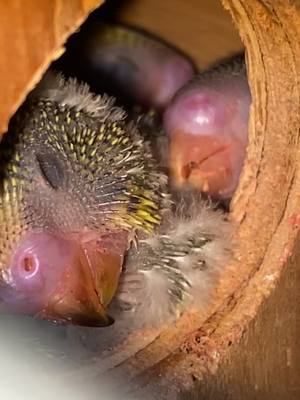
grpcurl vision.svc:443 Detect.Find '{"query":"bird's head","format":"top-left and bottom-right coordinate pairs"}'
top-left (0, 74), bottom-right (166, 326)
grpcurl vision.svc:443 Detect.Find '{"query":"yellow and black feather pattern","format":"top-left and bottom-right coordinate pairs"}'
top-left (84, 22), bottom-right (168, 59)
top-left (0, 73), bottom-right (169, 275)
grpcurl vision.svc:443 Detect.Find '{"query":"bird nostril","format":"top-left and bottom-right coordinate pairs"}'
top-left (23, 256), bottom-right (34, 272)
top-left (20, 254), bottom-right (39, 279)
top-left (182, 163), bottom-right (192, 180)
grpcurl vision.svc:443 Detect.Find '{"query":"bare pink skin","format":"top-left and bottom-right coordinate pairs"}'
top-left (0, 231), bottom-right (128, 326)
top-left (163, 72), bottom-right (251, 199)
top-left (86, 30), bottom-right (196, 109)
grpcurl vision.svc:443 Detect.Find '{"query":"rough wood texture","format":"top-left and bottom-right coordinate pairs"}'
top-left (0, 0), bottom-right (103, 134)
top-left (194, 247), bottom-right (300, 400)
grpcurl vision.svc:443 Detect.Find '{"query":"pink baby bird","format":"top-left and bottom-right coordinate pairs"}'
top-left (164, 54), bottom-right (251, 200)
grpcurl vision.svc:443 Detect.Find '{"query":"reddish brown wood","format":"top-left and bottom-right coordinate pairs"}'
top-left (0, 0), bottom-right (102, 134)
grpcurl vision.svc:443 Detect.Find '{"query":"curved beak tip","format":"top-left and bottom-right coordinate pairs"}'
top-left (67, 312), bottom-right (115, 328)
top-left (39, 300), bottom-right (115, 328)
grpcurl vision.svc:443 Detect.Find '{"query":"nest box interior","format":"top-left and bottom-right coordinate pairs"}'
top-left (1, 1), bottom-right (300, 399)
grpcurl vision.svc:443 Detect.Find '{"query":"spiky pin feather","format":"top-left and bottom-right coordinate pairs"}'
top-left (0, 73), bottom-right (167, 326)
top-left (0, 73), bottom-right (231, 331)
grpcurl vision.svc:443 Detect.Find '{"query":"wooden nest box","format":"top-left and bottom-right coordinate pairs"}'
top-left (0, 0), bottom-right (299, 398)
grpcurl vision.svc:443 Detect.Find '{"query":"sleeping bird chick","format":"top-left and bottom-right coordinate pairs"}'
top-left (164, 54), bottom-right (251, 200)
top-left (56, 21), bottom-right (196, 111)
top-left (0, 73), bottom-right (167, 327)
top-left (0, 73), bottom-right (231, 331)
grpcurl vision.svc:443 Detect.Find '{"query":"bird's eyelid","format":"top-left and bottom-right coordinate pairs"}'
top-left (36, 151), bottom-right (65, 190)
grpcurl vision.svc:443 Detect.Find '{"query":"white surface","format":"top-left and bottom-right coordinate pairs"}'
top-left (0, 316), bottom-right (124, 400)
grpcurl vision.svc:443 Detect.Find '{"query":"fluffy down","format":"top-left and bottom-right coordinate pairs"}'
top-left (109, 195), bottom-right (232, 330)
top-left (31, 71), bottom-right (126, 121)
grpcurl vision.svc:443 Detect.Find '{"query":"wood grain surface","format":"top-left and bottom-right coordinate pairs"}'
top-left (0, 0), bottom-right (102, 134)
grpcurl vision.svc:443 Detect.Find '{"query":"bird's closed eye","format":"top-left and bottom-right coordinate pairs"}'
top-left (112, 54), bottom-right (140, 83)
top-left (36, 152), bottom-right (65, 190)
